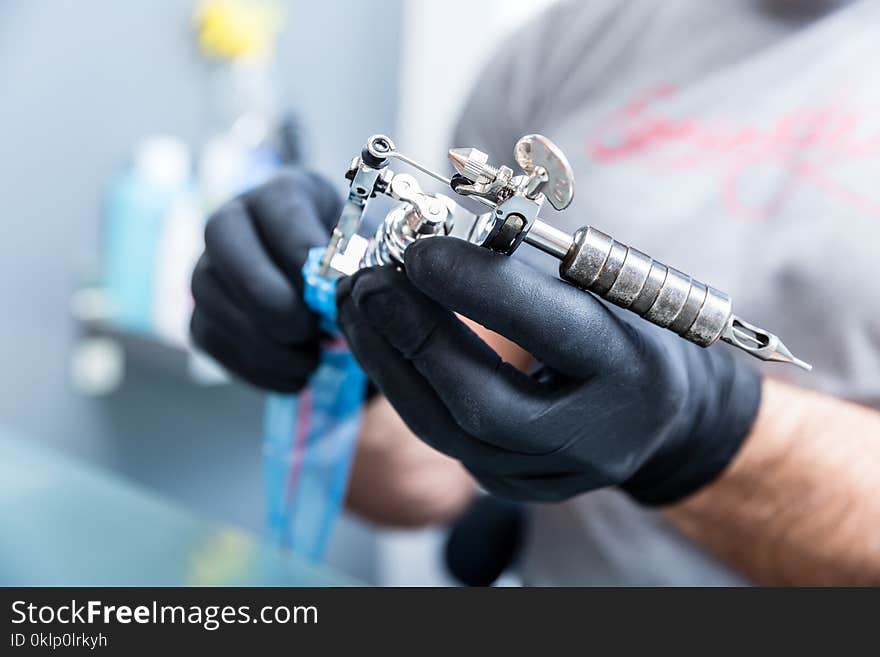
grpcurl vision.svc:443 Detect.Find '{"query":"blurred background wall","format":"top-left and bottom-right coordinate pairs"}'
top-left (0, 0), bottom-right (550, 585)
top-left (0, 0), bottom-right (403, 582)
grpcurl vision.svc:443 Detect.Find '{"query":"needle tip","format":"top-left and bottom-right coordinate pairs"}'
top-left (792, 357), bottom-right (813, 372)
top-left (721, 317), bottom-right (812, 372)
top-left (774, 338), bottom-right (813, 372)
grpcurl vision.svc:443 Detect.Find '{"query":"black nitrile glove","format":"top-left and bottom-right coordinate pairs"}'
top-left (190, 169), bottom-right (342, 392)
top-left (336, 237), bottom-right (762, 505)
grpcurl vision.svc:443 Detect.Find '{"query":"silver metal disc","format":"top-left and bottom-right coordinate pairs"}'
top-left (514, 134), bottom-right (575, 210)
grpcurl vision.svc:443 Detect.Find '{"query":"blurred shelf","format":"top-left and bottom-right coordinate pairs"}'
top-left (70, 287), bottom-right (229, 395)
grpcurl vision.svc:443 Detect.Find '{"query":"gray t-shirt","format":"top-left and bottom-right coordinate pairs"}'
top-left (453, 0), bottom-right (880, 585)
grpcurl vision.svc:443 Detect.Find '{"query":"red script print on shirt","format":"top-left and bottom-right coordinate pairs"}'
top-left (586, 85), bottom-right (880, 222)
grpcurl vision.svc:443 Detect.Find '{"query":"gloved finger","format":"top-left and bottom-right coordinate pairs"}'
top-left (203, 198), bottom-right (317, 344)
top-left (190, 308), bottom-right (316, 393)
top-left (345, 266), bottom-right (556, 455)
top-left (338, 272), bottom-right (528, 468)
top-left (241, 170), bottom-right (342, 280)
top-left (403, 237), bottom-right (638, 379)
top-left (191, 257), bottom-right (321, 376)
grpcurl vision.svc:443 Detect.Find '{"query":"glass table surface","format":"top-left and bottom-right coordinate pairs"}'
top-left (0, 429), bottom-right (357, 586)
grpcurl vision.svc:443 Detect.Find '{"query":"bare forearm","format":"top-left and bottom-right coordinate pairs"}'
top-left (666, 379), bottom-right (880, 586)
top-left (344, 319), bottom-right (527, 528)
top-left (346, 395), bottom-right (476, 527)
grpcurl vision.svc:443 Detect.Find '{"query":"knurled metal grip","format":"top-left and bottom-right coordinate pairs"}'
top-left (559, 226), bottom-right (733, 347)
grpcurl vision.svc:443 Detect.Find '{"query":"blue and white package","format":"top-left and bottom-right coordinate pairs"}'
top-left (262, 248), bottom-right (367, 561)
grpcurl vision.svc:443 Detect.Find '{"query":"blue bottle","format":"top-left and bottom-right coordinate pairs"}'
top-left (103, 137), bottom-right (193, 333)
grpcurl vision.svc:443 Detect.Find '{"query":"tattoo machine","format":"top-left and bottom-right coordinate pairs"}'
top-left (270, 133), bottom-right (810, 561)
top-left (317, 133), bottom-right (811, 370)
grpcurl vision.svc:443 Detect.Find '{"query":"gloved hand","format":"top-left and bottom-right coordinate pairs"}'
top-left (190, 169), bottom-right (342, 392)
top-left (336, 237), bottom-right (762, 505)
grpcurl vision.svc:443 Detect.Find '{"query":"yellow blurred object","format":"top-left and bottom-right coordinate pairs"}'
top-left (195, 0), bottom-right (284, 61)
top-left (186, 529), bottom-right (257, 585)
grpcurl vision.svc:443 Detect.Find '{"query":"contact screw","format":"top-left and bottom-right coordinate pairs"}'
top-left (448, 147), bottom-right (500, 183)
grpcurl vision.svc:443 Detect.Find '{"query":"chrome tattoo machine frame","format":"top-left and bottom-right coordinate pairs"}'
top-left (319, 134), bottom-right (811, 370)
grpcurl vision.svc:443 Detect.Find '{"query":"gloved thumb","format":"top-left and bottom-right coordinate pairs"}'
top-left (403, 237), bottom-right (635, 378)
